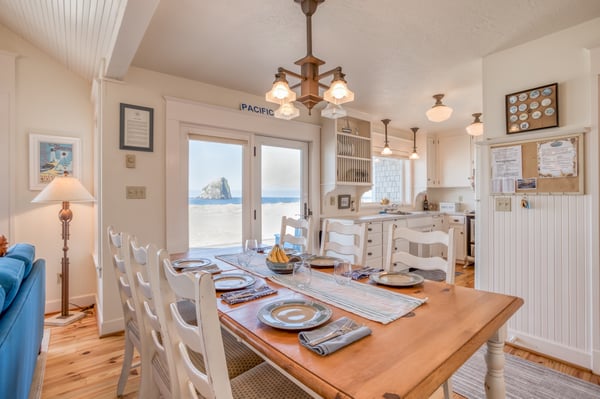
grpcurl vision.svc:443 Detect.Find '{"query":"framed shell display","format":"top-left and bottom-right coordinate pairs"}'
top-left (505, 83), bottom-right (558, 134)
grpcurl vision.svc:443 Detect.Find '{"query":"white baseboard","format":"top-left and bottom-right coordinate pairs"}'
top-left (592, 349), bottom-right (600, 374)
top-left (507, 328), bottom-right (591, 370)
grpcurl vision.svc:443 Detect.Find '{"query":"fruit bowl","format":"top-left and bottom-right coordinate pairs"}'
top-left (266, 256), bottom-right (300, 274)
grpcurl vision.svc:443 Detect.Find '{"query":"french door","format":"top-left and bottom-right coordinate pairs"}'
top-left (188, 134), bottom-right (309, 248)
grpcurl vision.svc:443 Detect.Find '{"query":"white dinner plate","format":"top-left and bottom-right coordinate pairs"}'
top-left (369, 272), bottom-right (424, 287)
top-left (257, 299), bottom-right (332, 330)
top-left (213, 274), bottom-right (256, 291)
top-left (309, 255), bottom-right (343, 268)
top-left (172, 258), bottom-right (212, 269)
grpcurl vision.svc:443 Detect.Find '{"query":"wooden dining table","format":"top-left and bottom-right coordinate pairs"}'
top-left (175, 250), bottom-right (523, 399)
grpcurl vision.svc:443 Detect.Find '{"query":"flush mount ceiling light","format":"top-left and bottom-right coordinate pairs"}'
top-left (409, 127), bottom-right (420, 160)
top-left (381, 119), bottom-right (392, 155)
top-left (265, 0), bottom-right (354, 120)
top-left (425, 94), bottom-right (453, 122)
top-left (466, 112), bottom-right (484, 136)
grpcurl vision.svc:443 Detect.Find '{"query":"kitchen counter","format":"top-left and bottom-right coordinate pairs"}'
top-left (323, 211), bottom-right (443, 223)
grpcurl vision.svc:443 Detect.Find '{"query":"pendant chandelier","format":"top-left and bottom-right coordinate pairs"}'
top-left (425, 94), bottom-right (453, 122)
top-left (265, 0), bottom-right (354, 120)
top-left (381, 119), bottom-right (392, 155)
top-left (409, 127), bottom-right (420, 160)
top-left (466, 112), bottom-right (484, 136)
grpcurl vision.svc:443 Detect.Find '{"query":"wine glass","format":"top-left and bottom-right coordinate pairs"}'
top-left (242, 239), bottom-right (259, 266)
top-left (293, 260), bottom-right (311, 289)
top-left (333, 260), bottom-right (352, 286)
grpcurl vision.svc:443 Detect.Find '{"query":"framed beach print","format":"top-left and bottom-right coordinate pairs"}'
top-left (119, 103), bottom-right (154, 152)
top-left (29, 133), bottom-right (81, 190)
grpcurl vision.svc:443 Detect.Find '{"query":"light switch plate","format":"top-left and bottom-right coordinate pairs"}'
top-left (126, 186), bottom-right (146, 199)
top-left (495, 197), bottom-right (511, 211)
top-left (126, 154), bottom-right (136, 168)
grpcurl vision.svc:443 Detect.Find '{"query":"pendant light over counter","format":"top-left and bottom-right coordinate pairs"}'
top-left (381, 119), bottom-right (392, 155)
top-left (409, 127), bottom-right (420, 160)
top-left (425, 94), bottom-right (453, 122)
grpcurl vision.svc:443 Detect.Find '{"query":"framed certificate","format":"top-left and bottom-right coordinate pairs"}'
top-left (119, 103), bottom-right (154, 152)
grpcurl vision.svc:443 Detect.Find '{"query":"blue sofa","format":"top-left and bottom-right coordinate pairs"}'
top-left (0, 244), bottom-right (46, 399)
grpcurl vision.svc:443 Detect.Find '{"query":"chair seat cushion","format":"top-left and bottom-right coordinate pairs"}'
top-left (5, 244), bottom-right (35, 278)
top-left (231, 362), bottom-right (312, 399)
top-left (0, 257), bottom-right (26, 313)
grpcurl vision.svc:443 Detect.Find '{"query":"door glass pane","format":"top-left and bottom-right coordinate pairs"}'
top-left (261, 145), bottom-right (302, 245)
top-left (189, 140), bottom-right (243, 248)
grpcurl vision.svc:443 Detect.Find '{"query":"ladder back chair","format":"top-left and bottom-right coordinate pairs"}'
top-left (279, 216), bottom-right (313, 254)
top-left (320, 219), bottom-right (368, 265)
top-left (383, 225), bottom-right (456, 399)
top-left (169, 271), bottom-right (313, 399)
top-left (106, 226), bottom-right (150, 397)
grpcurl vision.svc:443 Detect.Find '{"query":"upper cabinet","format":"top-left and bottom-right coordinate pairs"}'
top-left (427, 134), bottom-right (471, 188)
top-left (322, 115), bottom-right (373, 190)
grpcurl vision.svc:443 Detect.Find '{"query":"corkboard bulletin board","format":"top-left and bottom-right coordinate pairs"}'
top-left (490, 133), bottom-right (584, 195)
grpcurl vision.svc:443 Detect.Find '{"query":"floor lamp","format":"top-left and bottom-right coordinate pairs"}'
top-left (32, 172), bottom-right (94, 326)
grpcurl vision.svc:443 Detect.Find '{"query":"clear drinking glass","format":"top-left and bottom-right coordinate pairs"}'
top-left (293, 261), bottom-right (311, 289)
top-left (333, 260), bottom-right (352, 286)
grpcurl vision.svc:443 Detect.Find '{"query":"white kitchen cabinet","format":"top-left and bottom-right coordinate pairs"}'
top-left (430, 214), bottom-right (445, 258)
top-left (447, 215), bottom-right (466, 263)
top-left (365, 222), bottom-right (383, 268)
top-left (427, 134), bottom-right (471, 188)
top-left (382, 218), bottom-right (408, 270)
top-left (321, 115), bottom-right (373, 190)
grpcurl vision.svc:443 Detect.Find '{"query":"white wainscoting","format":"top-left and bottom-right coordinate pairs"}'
top-left (479, 194), bottom-right (591, 368)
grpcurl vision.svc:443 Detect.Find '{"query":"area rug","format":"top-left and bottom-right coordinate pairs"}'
top-left (28, 329), bottom-right (50, 399)
top-left (453, 347), bottom-right (600, 398)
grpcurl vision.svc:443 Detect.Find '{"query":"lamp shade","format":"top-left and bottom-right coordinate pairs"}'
top-left (466, 113), bottom-right (484, 136)
top-left (425, 94), bottom-right (453, 122)
top-left (32, 175), bottom-right (94, 203)
top-left (274, 102), bottom-right (300, 120)
top-left (321, 102), bottom-right (347, 119)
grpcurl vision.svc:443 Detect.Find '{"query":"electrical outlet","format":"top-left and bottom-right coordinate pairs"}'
top-left (125, 154), bottom-right (136, 168)
top-left (495, 196), bottom-right (511, 211)
top-left (126, 186), bottom-right (147, 199)
top-left (56, 272), bottom-right (62, 284)
top-left (330, 196), bottom-right (335, 206)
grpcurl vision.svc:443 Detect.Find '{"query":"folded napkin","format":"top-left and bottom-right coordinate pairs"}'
top-left (298, 317), bottom-right (372, 356)
top-left (343, 267), bottom-right (383, 280)
top-left (220, 285), bottom-right (277, 305)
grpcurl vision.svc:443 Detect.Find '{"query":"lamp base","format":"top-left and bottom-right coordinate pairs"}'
top-left (44, 311), bottom-right (85, 327)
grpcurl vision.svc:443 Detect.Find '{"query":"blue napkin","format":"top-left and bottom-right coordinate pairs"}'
top-left (298, 317), bottom-right (372, 356)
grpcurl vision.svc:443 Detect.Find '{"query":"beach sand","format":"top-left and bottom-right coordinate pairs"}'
top-left (189, 202), bottom-right (300, 248)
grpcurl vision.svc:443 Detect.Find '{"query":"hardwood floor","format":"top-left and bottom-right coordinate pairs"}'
top-left (42, 264), bottom-right (599, 398)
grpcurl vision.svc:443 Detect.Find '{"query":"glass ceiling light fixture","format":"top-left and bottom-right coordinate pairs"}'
top-left (265, 0), bottom-right (354, 120)
top-left (381, 119), bottom-right (392, 155)
top-left (466, 112), bottom-right (484, 136)
top-left (409, 127), bottom-right (420, 160)
top-left (425, 94), bottom-right (453, 122)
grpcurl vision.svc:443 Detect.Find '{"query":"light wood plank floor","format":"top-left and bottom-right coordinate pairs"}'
top-left (42, 265), bottom-right (599, 398)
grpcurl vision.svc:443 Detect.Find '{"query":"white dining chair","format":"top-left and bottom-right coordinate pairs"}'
top-left (128, 238), bottom-right (172, 399)
top-left (384, 225), bottom-right (456, 284)
top-left (279, 216), bottom-right (313, 253)
top-left (319, 219), bottom-right (367, 265)
top-left (169, 270), bottom-right (313, 399)
top-left (106, 226), bottom-right (152, 398)
top-left (384, 224), bottom-right (456, 399)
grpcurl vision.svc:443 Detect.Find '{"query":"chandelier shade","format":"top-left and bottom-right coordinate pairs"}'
top-left (274, 102), bottom-right (300, 120)
top-left (381, 119), bottom-right (392, 155)
top-left (321, 102), bottom-right (347, 119)
top-left (466, 112), bottom-right (484, 136)
top-left (409, 127), bottom-right (420, 160)
top-left (426, 94), bottom-right (453, 122)
top-left (266, 0), bottom-right (354, 119)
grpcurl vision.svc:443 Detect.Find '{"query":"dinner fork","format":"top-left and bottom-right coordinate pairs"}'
top-left (307, 319), bottom-right (355, 346)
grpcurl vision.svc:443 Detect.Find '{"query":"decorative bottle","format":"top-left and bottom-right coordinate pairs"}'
top-left (423, 195), bottom-right (429, 211)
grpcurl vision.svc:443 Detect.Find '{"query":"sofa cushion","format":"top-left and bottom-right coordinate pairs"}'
top-left (5, 244), bottom-right (35, 278)
top-left (0, 258), bottom-right (25, 313)
top-left (0, 286), bottom-right (4, 314)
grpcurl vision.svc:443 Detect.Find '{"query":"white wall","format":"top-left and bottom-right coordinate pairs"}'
top-left (479, 18), bottom-right (600, 371)
top-left (0, 23), bottom-right (96, 314)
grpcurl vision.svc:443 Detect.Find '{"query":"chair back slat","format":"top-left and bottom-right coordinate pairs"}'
top-left (320, 219), bottom-right (367, 265)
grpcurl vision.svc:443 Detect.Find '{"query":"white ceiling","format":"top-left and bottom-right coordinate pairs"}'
top-left (1, 0), bottom-right (600, 135)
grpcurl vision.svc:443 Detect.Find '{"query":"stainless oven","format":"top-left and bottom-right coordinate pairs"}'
top-left (466, 213), bottom-right (475, 263)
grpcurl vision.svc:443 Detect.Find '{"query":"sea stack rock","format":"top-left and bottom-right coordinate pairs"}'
top-left (199, 177), bottom-right (232, 200)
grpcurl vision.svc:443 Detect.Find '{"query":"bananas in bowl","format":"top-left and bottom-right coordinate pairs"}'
top-left (266, 245), bottom-right (300, 274)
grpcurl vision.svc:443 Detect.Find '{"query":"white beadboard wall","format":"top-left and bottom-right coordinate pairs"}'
top-left (480, 193), bottom-right (591, 366)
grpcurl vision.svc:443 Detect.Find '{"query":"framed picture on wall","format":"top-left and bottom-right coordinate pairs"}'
top-left (119, 103), bottom-right (154, 152)
top-left (29, 133), bottom-right (81, 190)
top-left (505, 82), bottom-right (558, 134)
top-left (338, 194), bottom-right (351, 209)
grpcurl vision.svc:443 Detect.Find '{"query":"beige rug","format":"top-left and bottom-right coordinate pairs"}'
top-left (28, 329), bottom-right (50, 399)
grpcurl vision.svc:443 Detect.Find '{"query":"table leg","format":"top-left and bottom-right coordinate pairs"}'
top-left (484, 324), bottom-right (507, 398)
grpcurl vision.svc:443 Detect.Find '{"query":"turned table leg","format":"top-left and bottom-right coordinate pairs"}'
top-left (484, 324), bottom-right (507, 398)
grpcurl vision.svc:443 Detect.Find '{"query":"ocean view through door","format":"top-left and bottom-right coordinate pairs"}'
top-left (188, 135), bottom-right (308, 248)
